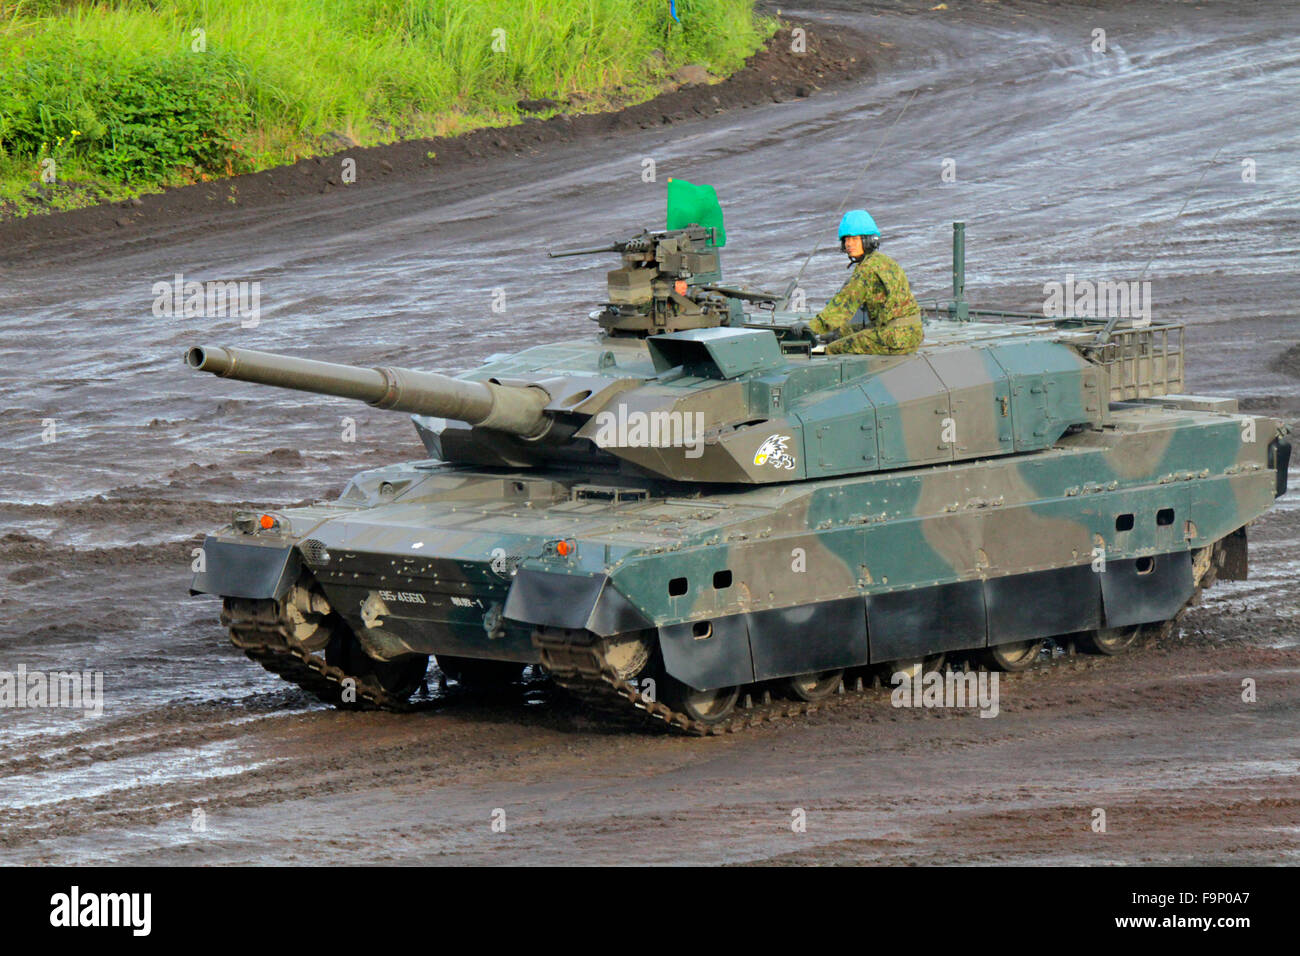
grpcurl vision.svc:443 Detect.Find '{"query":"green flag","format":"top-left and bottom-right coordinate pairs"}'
top-left (666, 178), bottom-right (726, 247)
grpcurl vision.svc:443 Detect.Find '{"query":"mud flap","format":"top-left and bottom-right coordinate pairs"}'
top-left (983, 565), bottom-right (1102, 645)
top-left (660, 616), bottom-right (753, 692)
top-left (749, 597), bottom-right (868, 681)
top-left (867, 580), bottom-right (986, 661)
top-left (664, 597), bottom-right (871, 691)
top-left (1100, 551), bottom-right (1194, 627)
top-left (1269, 437), bottom-right (1290, 497)
top-left (189, 536), bottom-right (300, 600)
top-left (1220, 527), bottom-right (1248, 581)
top-left (503, 569), bottom-right (651, 637)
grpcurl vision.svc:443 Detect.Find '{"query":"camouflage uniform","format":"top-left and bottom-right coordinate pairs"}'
top-left (810, 252), bottom-right (923, 355)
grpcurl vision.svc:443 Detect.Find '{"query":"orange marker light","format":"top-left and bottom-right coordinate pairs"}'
top-left (259, 514), bottom-right (275, 530)
top-left (556, 539), bottom-right (572, 556)
top-left (674, 280), bottom-right (688, 296)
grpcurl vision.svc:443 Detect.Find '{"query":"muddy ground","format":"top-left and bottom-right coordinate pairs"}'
top-left (0, 0), bottom-right (1296, 865)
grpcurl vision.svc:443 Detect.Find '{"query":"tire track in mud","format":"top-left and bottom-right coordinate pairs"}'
top-left (757, 794), bottom-right (1300, 865)
top-left (0, 696), bottom-right (638, 852)
top-left (3, 633), bottom-right (1297, 863)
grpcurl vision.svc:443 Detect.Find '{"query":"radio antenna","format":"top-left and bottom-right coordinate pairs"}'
top-left (1095, 140), bottom-right (1229, 341)
top-left (782, 88), bottom-right (919, 309)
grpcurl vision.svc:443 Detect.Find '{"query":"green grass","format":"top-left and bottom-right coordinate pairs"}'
top-left (0, 0), bottom-right (775, 217)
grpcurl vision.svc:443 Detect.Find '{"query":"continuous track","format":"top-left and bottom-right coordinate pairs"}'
top-left (223, 543), bottom-right (1226, 735)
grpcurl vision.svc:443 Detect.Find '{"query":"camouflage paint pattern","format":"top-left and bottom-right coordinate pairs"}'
top-left (191, 315), bottom-right (1288, 693)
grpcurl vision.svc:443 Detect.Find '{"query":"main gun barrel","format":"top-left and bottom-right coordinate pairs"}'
top-left (185, 346), bottom-right (551, 437)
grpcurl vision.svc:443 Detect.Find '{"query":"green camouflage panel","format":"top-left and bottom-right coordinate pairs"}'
top-left (810, 251), bottom-right (922, 355)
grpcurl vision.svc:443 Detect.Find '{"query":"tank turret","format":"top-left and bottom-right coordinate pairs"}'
top-left (185, 313), bottom-right (1182, 486)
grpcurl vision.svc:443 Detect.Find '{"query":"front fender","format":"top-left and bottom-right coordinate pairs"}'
top-left (190, 535), bottom-right (301, 600)
top-left (503, 569), bottom-right (650, 637)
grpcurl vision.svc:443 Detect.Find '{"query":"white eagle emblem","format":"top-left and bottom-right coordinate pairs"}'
top-left (753, 434), bottom-right (796, 469)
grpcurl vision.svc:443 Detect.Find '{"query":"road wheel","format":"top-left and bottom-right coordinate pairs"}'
top-left (326, 630), bottom-right (428, 698)
top-left (784, 669), bottom-right (844, 701)
top-left (887, 653), bottom-right (946, 682)
top-left (660, 675), bottom-right (739, 726)
top-left (1077, 625), bottom-right (1142, 656)
top-left (601, 632), bottom-right (654, 681)
top-left (982, 640), bottom-right (1043, 672)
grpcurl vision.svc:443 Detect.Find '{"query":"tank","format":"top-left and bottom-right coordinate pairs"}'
top-left (187, 213), bottom-right (1291, 734)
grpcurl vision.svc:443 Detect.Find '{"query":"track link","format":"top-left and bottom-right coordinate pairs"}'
top-left (535, 627), bottom-right (816, 736)
top-left (222, 598), bottom-right (422, 712)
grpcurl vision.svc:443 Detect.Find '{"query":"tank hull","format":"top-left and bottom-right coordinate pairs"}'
top-left (194, 399), bottom-right (1287, 701)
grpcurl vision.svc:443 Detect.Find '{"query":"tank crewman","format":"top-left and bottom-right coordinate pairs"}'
top-left (807, 210), bottom-right (923, 355)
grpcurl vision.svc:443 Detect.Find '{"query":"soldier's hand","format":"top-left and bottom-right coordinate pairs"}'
top-left (788, 322), bottom-right (814, 340)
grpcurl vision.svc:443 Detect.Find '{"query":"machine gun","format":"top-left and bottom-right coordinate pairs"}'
top-left (550, 225), bottom-right (744, 335)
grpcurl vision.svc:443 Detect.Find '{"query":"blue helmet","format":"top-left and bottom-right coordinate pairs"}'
top-left (838, 209), bottom-right (880, 239)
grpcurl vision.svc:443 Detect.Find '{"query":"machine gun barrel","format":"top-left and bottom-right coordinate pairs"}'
top-left (547, 243), bottom-right (623, 258)
top-left (185, 345), bottom-right (551, 437)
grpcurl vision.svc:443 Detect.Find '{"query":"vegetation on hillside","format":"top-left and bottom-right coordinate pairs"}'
top-left (0, 0), bottom-right (773, 215)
